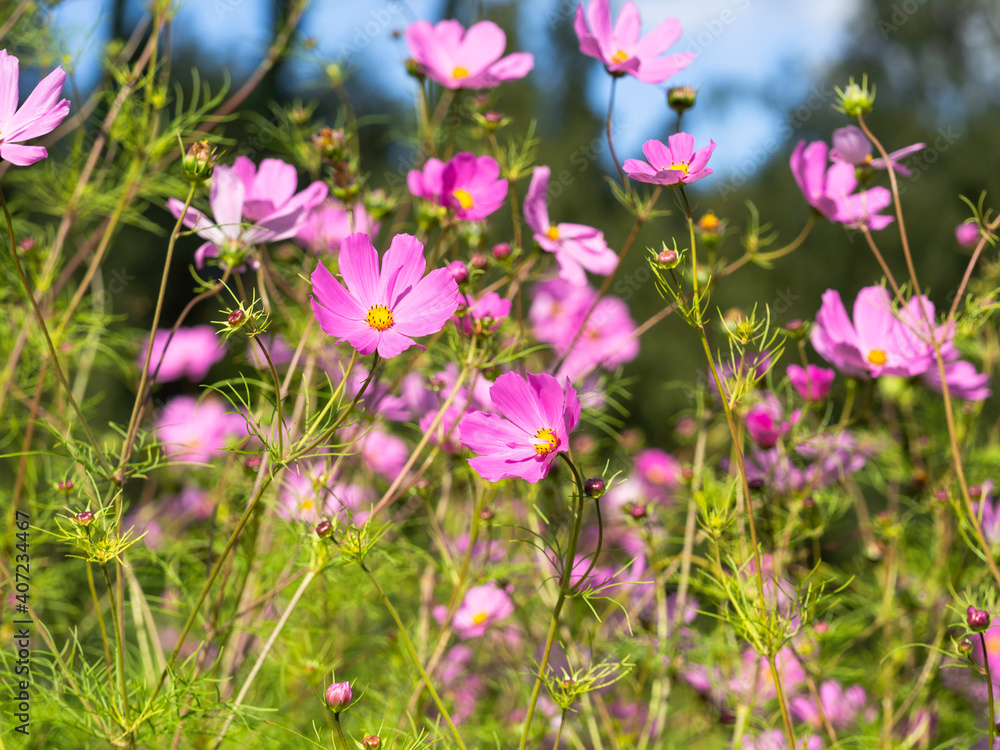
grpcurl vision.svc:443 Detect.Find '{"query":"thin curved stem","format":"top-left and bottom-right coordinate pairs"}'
top-left (605, 76), bottom-right (628, 191)
top-left (983, 632), bottom-right (997, 749)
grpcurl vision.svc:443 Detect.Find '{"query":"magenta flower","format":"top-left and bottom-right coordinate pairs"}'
top-left (834, 185), bottom-right (894, 231)
top-left (787, 364), bottom-right (835, 402)
top-left (445, 583), bottom-right (514, 638)
top-left (745, 395), bottom-right (790, 449)
top-left (454, 291), bottom-right (511, 336)
top-left (790, 680), bottom-right (866, 730)
top-left (408, 152), bottom-right (508, 221)
top-left (524, 166), bottom-right (617, 285)
top-left (810, 287), bottom-right (933, 379)
top-left (634, 448), bottom-right (681, 502)
top-left (155, 396), bottom-right (245, 463)
top-left (168, 163), bottom-right (324, 269)
top-left (741, 731), bottom-right (822, 750)
top-left (325, 681), bottom-right (353, 710)
top-left (573, 0), bottom-right (694, 83)
top-left (0, 50), bottom-right (70, 166)
top-left (460, 371), bottom-right (581, 483)
top-left (295, 200), bottom-right (379, 255)
top-left (404, 20), bottom-right (534, 90)
top-left (231, 155), bottom-right (327, 223)
top-left (141, 326), bottom-right (226, 382)
top-left (956, 222), bottom-right (980, 249)
top-left (310, 232), bottom-right (460, 359)
top-left (623, 133), bottom-right (716, 186)
top-left (830, 125), bottom-right (925, 177)
top-left (921, 357), bottom-right (992, 401)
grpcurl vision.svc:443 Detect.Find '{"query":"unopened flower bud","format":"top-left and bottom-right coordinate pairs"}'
top-left (747, 477), bottom-right (765, 491)
top-left (629, 503), bottom-right (647, 521)
top-left (968, 605), bottom-right (991, 632)
top-left (289, 107), bottom-right (310, 125)
top-left (446, 260), bottom-right (469, 284)
top-left (57, 479), bottom-right (74, 494)
top-left (313, 127), bottom-right (348, 162)
top-left (667, 85), bottom-right (697, 113)
top-left (19, 237), bottom-right (35, 252)
top-left (244, 455), bottom-right (262, 472)
top-left (834, 75), bottom-right (876, 118)
top-left (970, 485), bottom-right (983, 499)
top-left (492, 242), bottom-right (511, 260)
top-left (404, 58), bottom-right (423, 80)
top-left (362, 735), bottom-right (381, 749)
top-left (681, 466), bottom-right (694, 482)
top-left (316, 520), bottom-right (333, 538)
top-left (182, 139), bottom-right (216, 183)
top-left (480, 508), bottom-right (495, 521)
top-left (76, 510), bottom-right (94, 526)
top-left (469, 252), bottom-right (488, 271)
top-left (584, 477), bottom-right (605, 497)
top-left (228, 309), bottom-right (246, 327)
top-left (697, 211), bottom-right (721, 235)
top-left (784, 319), bottom-right (804, 333)
top-left (325, 681), bottom-right (352, 710)
top-left (958, 638), bottom-right (974, 656)
top-left (658, 249), bottom-right (678, 266)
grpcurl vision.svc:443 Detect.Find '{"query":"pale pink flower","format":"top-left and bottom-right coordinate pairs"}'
top-left (405, 20), bottom-right (534, 89)
top-left (0, 49), bottom-right (70, 165)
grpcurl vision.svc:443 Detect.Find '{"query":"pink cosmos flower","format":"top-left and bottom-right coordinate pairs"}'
top-left (295, 200), bottom-right (379, 254)
top-left (246, 334), bottom-right (295, 369)
top-left (741, 730), bottom-right (823, 750)
top-left (790, 680), bottom-right (866, 730)
top-left (168, 163), bottom-right (325, 269)
top-left (573, 0), bottom-right (694, 83)
top-left (279, 462), bottom-right (372, 524)
top-left (830, 125), bottom-right (925, 177)
top-left (745, 394), bottom-right (790, 449)
top-left (921, 357), bottom-right (992, 401)
top-left (0, 49), bottom-right (71, 166)
top-left (634, 448), bottom-right (681, 502)
top-left (404, 19), bottom-right (534, 90)
top-left (956, 222), bottom-right (980, 249)
top-left (407, 152), bottom-right (508, 221)
top-left (310, 232), bottom-right (460, 359)
top-left (460, 371), bottom-right (581, 483)
top-left (623, 133), bottom-right (716, 186)
top-left (523, 165), bottom-right (617, 285)
top-left (155, 396), bottom-right (245, 463)
top-left (790, 139), bottom-right (894, 230)
top-left (786, 364), bottom-right (835, 402)
top-left (231, 155), bottom-right (327, 223)
top-left (142, 326), bottom-right (226, 382)
top-left (454, 291), bottom-right (511, 336)
top-left (810, 287), bottom-right (933, 379)
top-left (439, 583), bottom-right (515, 638)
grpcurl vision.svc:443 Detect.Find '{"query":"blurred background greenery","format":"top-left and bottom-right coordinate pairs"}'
top-left (10, 0), bottom-right (1000, 448)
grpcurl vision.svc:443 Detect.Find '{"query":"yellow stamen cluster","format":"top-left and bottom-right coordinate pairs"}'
top-left (471, 611), bottom-right (488, 625)
top-left (366, 304), bottom-right (394, 331)
top-left (452, 66), bottom-right (469, 79)
top-left (452, 188), bottom-right (475, 210)
top-left (867, 349), bottom-right (887, 365)
top-left (546, 226), bottom-right (560, 241)
top-left (533, 428), bottom-right (560, 456)
top-left (611, 50), bottom-right (628, 64)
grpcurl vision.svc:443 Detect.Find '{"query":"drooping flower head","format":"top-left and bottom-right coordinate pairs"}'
top-left (408, 152), bottom-right (508, 221)
top-left (623, 133), bottom-right (716, 186)
top-left (573, 0), bottom-right (694, 83)
top-left (311, 232), bottom-right (460, 359)
top-left (830, 125), bottom-right (925, 177)
top-left (460, 371), bottom-right (581, 483)
top-left (0, 49), bottom-right (71, 166)
top-left (167, 162), bottom-right (326, 270)
top-left (404, 20), bottom-right (534, 90)
top-left (524, 165), bottom-right (617, 286)
top-left (141, 326), bottom-right (226, 382)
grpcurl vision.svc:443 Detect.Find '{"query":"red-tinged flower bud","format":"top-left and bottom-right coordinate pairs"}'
top-left (970, 485), bottom-right (983, 499)
top-left (681, 466), bottom-right (694, 482)
top-left (470, 252), bottom-right (488, 271)
top-left (182, 139), bottom-right (216, 183)
top-left (675, 416), bottom-right (697, 439)
top-left (19, 237), bottom-right (35, 252)
top-left (480, 508), bottom-right (495, 521)
top-left (747, 477), bottom-right (765, 491)
top-left (228, 309), bottom-right (245, 327)
top-left (325, 681), bottom-right (352, 710)
top-left (313, 127), bottom-right (348, 162)
top-left (968, 605), bottom-right (991, 632)
top-left (629, 503), bottom-right (647, 521)
top-left (447, 260), bottom-right (469, 285)
top-left (658, 249), bottom-right (678, 266)
top-left (784, 319), bottom-right (804, 332)
top-left (958, 638), bottom-right (974, 656)
top-left (316, 520), bottom-right (333, 538)
top-left (933, 488), bottom-right (949, 503)
top-left (492, 242), bottom-right (511, 260)
top-left (76, 510), bottom-right (94, 526)
top-left (57, 479), bottom-right (74, 493)
top-left (584, 477), bottom-right (605, 497)
top-left (244, 455), bottom-right (262, 472)
top-left (362, 735), bottom-right (381, 749)
top-left (110, 472), bottom-right (124, 485)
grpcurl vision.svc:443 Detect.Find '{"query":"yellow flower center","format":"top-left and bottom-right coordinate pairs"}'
top-left (365, 305), bottom-right (394, 331)
top-left (533, 428), bottom-right (560, 456)
top-left (611, 50), bottom-right (628, 64)
top-left (867, 349), bottom-right (887, 365)
top-left (546, 226), bottom-right (560, 241)
top-left (864, 154), bottom-right (874, 163)
top-left (452, 188), bottom-right (475, 210)
top-left (668, 163), bottom-right (690, 174)
top-left (471, 611), bottom-right (488, 625)
top-left (300, 497), bottom-right (315, 512)
top-left (452, 66), bottom-right (469, 79)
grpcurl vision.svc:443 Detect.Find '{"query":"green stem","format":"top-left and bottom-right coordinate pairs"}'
top-left (333, 713), bottom-right (350, 750)
top-left (768, 655), bottom-right (798, 750)
top-left (605, 76), bottom-right (628, 192)
top-left (982, 632), bottom-right (996, 748)
top-left (0, 184), bottom-right (112, 476)
top-left (102, 563), bottom-right (132, 742)
top-left (254, 335), bottom-right (286, 458)
top-left (360, 562), bottom-right (467, 750)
